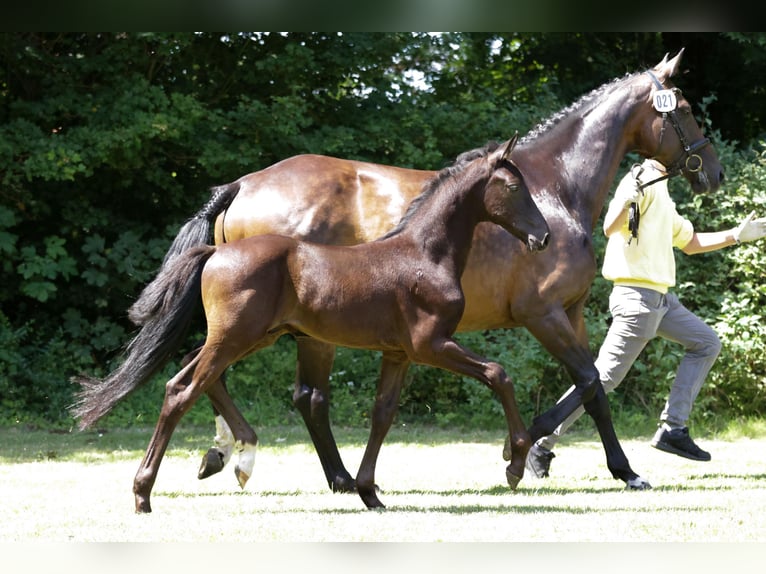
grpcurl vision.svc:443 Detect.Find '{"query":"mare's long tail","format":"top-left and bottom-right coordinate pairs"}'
top-left (70, 245), bottom-right (217, 430)
top-left (128, 181), bottom-right (239, 326)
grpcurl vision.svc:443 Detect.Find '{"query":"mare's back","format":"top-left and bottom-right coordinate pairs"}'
top-left (216, 154), bottom-right (434, 245)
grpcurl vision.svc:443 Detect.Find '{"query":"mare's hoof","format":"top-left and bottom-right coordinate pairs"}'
top-left (505, 468), bottom-right (522, 490)
top-left (331, 476), bottom-right (358, 493)
top-left (234, 466), bottom-right (250, 489)
top-left (625, 476), bottom-right (652, 490)
top-left (134, 497), bottom-right (152, 514)
top-left (198, 448), bottom-right (226, 480)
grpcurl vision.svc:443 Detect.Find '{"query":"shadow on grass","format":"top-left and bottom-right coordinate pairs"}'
top-left (0, 425), bottom-right (511, 462)
top-left (150, 486), bottom-right (733, 516)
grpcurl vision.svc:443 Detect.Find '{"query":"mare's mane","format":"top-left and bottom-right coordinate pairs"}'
top-left (519, 71), bottom-right (640, 145)
top-left (377, 70), bottom-right (646, 242)
top-left (378, 141), bottom-right (502, 240)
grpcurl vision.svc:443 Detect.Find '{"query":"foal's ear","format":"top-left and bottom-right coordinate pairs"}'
top-left (500, 132), bottom-right (519, 162)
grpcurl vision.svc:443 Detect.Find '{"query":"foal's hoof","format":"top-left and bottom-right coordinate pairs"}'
top-left (198, 448), bottom-right (226, 480)
top-left (505, 468), bottom-right (522, 490)
top-left (234, 466), bottom-right (251, 489)
top-left (625, 476), bottom-right (652, 490)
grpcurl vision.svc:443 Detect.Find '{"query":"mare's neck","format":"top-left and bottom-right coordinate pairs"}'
top-left (519, 85), bottom-right (644, 231)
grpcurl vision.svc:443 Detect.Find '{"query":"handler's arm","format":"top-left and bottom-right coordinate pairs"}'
top-left (681, 230), bottom-right (737, 254)
top-left (683, 211), bottom-right (766, 254)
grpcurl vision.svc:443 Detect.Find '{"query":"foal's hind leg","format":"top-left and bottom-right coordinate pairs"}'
top-left (185, 341), bottom-right (236, 480)
top-left (204, 377), bottom-right (259, 488)
top-left (134, 351), bottom-right (228, 513)
top-left (292, 337), bottom-right (356, 493)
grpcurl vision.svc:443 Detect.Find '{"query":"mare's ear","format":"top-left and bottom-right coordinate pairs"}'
top-left (653, 47), bottom-right (684, 82)
top-left (500, 132), bottom-right (519, 162)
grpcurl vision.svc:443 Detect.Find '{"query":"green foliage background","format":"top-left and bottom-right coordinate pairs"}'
top-left (1, 32), bottom-right (765, 433)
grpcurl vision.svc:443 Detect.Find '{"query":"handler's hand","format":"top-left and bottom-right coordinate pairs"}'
top-left (734, 211), bottom-right (766, 243)
top-left (615, 183), bottom-right (640, 208)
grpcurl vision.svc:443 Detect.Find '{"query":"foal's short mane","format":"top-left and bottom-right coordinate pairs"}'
top-left (519, 71), bottom-right (640, 145)
top-left (378, 141), bottom-right (502, 240)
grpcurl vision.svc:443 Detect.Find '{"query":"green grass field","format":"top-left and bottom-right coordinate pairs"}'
top-left (2, 423), bottom-right (766, 546)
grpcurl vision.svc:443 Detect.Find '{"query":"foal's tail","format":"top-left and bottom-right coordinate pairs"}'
top-left (70, 245), bottom-right (217, 430)
top-left (128, 182), bottom-right (239, 326)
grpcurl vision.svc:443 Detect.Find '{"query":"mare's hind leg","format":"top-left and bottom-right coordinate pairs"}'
top-left (356, 352), bottom-right (411, 509)
top-left (198, 337), bottom-right (357, 493)
top-left (292, 337), bottom-right (356, 493)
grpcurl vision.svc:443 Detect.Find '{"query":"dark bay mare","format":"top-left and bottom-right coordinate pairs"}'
top-left (173, 50), bottom-right (721, 493)
top-left (73, 136), bottom-right (551, 512)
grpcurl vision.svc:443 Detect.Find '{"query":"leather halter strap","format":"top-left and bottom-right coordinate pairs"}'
top-left (645, 70), bottom-right (711, 177)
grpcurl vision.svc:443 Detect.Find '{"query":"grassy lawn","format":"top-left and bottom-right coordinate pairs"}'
top-left (2, 421), bottom-right (766, 549)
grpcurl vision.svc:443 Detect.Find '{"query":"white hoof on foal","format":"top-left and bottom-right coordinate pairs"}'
top-left (625, 476), bottom-right (652, 490)
top-left (234, 441), bottom-right (256, 489)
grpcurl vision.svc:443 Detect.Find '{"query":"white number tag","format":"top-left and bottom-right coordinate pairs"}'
top-left (653, 89), bottom-right (677, 112)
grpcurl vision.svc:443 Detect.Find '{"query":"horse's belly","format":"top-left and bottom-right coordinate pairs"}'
top-left (288, 311), bottom-right (404, 352)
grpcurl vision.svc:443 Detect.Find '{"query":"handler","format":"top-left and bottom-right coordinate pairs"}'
top-left (526, 157), bottom-right (766, 478)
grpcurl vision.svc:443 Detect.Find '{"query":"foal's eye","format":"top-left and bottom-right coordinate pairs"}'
top-left (506, 183), bottom-right (519, 192)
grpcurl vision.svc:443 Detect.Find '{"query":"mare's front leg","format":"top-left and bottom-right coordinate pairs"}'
top-left (356, 352), bottom-right (411, 509)
top-left (522, 302), bottom-right (649, 488)
top-left (292, 337), bottom-right (356, 493)
top-left (134, 353), bottom-right (221, 513)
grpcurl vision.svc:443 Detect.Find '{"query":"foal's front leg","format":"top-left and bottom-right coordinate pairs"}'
top-left (414, 337), bottom-right (530, 489)
top-left (356, 352), bottom-right (411, 509)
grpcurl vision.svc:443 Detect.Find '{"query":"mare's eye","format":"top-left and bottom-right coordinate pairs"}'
top-left (506, 183), bottom-right (519, 192)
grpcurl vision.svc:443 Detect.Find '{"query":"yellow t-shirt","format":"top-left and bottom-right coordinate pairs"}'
top-left (602, 161), bottom-right (694, 294)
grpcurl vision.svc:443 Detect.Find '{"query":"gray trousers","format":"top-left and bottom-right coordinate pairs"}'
top-left (537, 285), bottom-right (721, 451)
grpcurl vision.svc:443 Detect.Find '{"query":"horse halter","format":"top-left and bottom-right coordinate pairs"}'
top-left (646, 70), bottom-right (711, 178)
top-left (626, 71), bottom-right (712, 244)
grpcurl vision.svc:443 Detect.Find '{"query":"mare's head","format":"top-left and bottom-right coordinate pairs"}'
top-left (485, 134), bottom-right (550, 252)
top-left (637, 48), bottom-right (724, 193)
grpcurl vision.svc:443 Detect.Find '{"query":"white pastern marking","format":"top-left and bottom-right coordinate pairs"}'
top-left (234, 441), bottom-right (257, 488)
top-left (214, 415), bottom-right (235, 465)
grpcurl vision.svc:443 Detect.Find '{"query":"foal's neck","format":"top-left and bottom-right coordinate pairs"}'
top-left (400, 169), bottom-right (486, 271)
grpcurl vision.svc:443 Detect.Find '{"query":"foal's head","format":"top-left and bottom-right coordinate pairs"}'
top-left (484, 134), bottom-right (549, 252)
